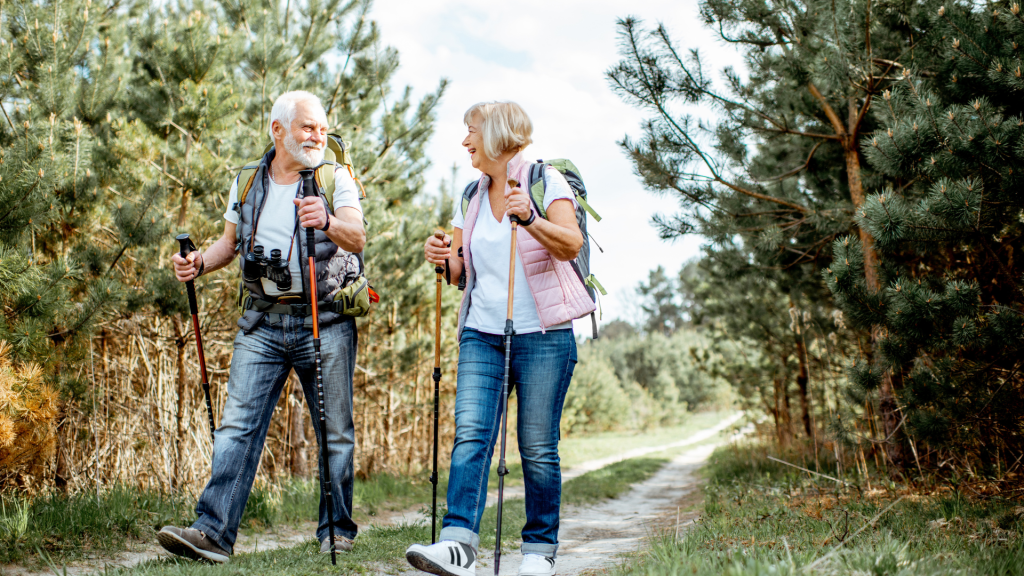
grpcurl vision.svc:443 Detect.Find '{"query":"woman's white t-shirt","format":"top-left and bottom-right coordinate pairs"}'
top-left (224, 167), bottom-right (362, 297)
top-left (451, 167), bottom-right (578, 335)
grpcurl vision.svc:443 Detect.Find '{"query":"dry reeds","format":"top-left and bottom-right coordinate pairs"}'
top-left (12, 305), bottom-right (457, 493)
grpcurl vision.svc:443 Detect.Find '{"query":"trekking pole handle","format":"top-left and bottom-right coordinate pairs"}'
top-left (299, 170), bottom-right (318, 259)
top-left (506, 177), bottom-right (522, 226)
top-left (433, 230), bottom-right (445, 274)
top-left (175, 233), bottom-right (199, 315)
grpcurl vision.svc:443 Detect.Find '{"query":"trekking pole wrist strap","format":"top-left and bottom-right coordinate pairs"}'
top-left (196, 253), bottom-right (206, 277)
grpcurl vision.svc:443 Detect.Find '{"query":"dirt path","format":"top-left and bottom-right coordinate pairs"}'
top-left (473, 414), bottom-right (751, 576)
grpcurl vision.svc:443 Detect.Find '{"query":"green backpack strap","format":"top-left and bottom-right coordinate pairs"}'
top-left (314, 162), bottom-right (336, 213)
top-left (236, 161), bottom-right (262, 206)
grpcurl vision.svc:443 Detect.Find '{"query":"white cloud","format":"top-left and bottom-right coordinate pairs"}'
top-left (370, 0), bottom-right (742, 332)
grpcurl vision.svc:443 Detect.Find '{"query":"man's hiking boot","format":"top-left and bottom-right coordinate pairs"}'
top-left (405, 540), bottom-right (476, 576)
top-left (320, 536), bottom-right (354, 553)
top-left (157, 526), bottom-right (230, 564)
top-left (519, 553), bottom-right (556, 576)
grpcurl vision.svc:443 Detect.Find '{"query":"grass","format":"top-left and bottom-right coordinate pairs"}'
top-left (488, 409), bottom-right (735, 486)
top-left (610, 443), bottom-right (1024, 576)
top-left (2, 412), bottom-right (735, 572)
top-left (558, 410), bottom-right (733, 469)
top-left (239, 470), bottom-right (450, 529)
top-left (45, 453), bottom-right (672, 575)
top-left (0, 471), bottom-right (448, 568)
top-left (562, 457), bottom-right (668, 506)
top-left (0, 484), bottom-right (194, 565)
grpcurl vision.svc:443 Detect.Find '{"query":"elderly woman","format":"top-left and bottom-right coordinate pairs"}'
top-left (405, 102), bottom-right (595, 576)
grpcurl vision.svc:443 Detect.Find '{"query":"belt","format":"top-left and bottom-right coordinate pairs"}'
top-left (245, 295), bottom-right (345, 317)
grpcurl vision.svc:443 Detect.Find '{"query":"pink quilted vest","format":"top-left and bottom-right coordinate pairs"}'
top-left (456, 152), bottom-right (596, 338)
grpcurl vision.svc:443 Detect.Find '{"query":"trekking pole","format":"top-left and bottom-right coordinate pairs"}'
top-left (430, 229), bottom-right (446, 544)
top-left (300, 170), bottom-right (338, 566)
top-left (175, 234), bottom-right (216, 446)
top-left (494, 174), bottom-right (521, 576)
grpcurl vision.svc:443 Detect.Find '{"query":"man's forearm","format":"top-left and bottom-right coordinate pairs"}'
top-left (324, 213), bottom-right (366, 253)
top-left (201, 234), bottom-right (239, 275)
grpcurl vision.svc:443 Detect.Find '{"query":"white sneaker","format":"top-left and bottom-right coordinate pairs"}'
top-left (405, 540), bottom-right (476, 576)
top-left (519, 553), bottom-right (555, 576)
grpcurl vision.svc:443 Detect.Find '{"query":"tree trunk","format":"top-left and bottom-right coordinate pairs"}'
top-left (289, 381), bottom-right (309, 477)
top-left (810, 83), bottom-right (904, 472)
top-left (795, 340), bottom-right (812, 438)
top-left (773, 376), bottom-right (791, 446)
top-left (790, 297), bottom-right (813, 437)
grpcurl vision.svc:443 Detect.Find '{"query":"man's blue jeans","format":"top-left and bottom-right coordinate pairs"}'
top-left (439, 328), bottom-right (577, 559)
top-left (192, 314), bottom-right (358, 554)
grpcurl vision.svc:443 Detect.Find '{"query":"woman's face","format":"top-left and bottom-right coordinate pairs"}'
top-left (462, 113), bottom-right (486, 170)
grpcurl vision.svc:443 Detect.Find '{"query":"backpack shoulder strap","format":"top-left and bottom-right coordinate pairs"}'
top-left (460, 179), bottom-right (480, 219)
top-left (527, 161), bottom-right (548, 219)
top-left (313, 161), bottom-right (337, 213)
top-left (236, 160), bottom-right (262, 206)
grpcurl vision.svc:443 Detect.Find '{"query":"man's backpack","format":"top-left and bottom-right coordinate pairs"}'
top-left (235, 134), bottom-right (366, 213)
top-left (459, 158), bottom-right (606, 338)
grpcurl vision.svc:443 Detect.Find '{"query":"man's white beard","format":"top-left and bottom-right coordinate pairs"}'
top-left (283, 133), bottom-right (324, 168)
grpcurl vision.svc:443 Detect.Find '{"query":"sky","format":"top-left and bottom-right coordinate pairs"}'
top-left (369, 0), bottom-right (742, 331)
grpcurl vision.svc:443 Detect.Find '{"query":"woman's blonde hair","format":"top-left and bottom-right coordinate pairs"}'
top-left (464, 101), bottom-right (533, 160)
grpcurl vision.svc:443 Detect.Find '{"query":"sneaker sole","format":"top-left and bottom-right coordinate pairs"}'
top-left (157, 530), bottom-right (229, 564)
top-left (406, 550), bottom-right (473, 576)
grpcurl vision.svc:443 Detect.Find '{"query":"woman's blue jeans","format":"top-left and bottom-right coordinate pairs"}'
top-left (191, 314), bottom-right (358, 554)
top-left (439, 328), bottom-right (577, 559)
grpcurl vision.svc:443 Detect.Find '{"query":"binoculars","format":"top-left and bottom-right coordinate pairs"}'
top-left (243, 245), bottom-right (292, 292)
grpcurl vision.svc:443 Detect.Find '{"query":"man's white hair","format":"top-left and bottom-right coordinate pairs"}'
top-left (268, 90), bottom-right (326, 140)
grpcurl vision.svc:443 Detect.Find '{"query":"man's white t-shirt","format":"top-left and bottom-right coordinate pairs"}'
top-left (224, 166), bottom-right (362, 297)
top-left (451, 167), bottom-right (578, 335)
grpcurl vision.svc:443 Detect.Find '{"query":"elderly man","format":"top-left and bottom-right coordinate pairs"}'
top-left (160, 91), bottom-right (366, 563)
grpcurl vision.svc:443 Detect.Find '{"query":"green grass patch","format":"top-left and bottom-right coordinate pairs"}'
top-left (612, 443), bottom-right (1024, 576)
top-left (1, 471), bottom-right (446, 567)
top-left (558, 410), bottom-right (734, 469)
top-left (240, 471), bottom-right (449, 529)
top-left (0, 484), bottom-right (194, 565)
top-left (562, 457), bottom-right (668, 506)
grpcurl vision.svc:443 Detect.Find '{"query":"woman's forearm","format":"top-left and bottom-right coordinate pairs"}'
top-left (521, 214), bottom-right (583, 262)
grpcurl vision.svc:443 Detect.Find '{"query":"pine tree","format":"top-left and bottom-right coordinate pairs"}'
top-left (637, 265), bottom-right (683, 336)
top-left (608, 0), bottom-right (937, 468)
top-left (826, 2), bottom-right (1024, 475)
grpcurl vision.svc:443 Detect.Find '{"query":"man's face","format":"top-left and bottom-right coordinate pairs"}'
top-left (276, 99), bottom-right (328, 168)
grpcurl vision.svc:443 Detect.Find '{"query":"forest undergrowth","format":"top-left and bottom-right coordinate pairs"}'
top-left (615, 439), bottom-right (1024, 576)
